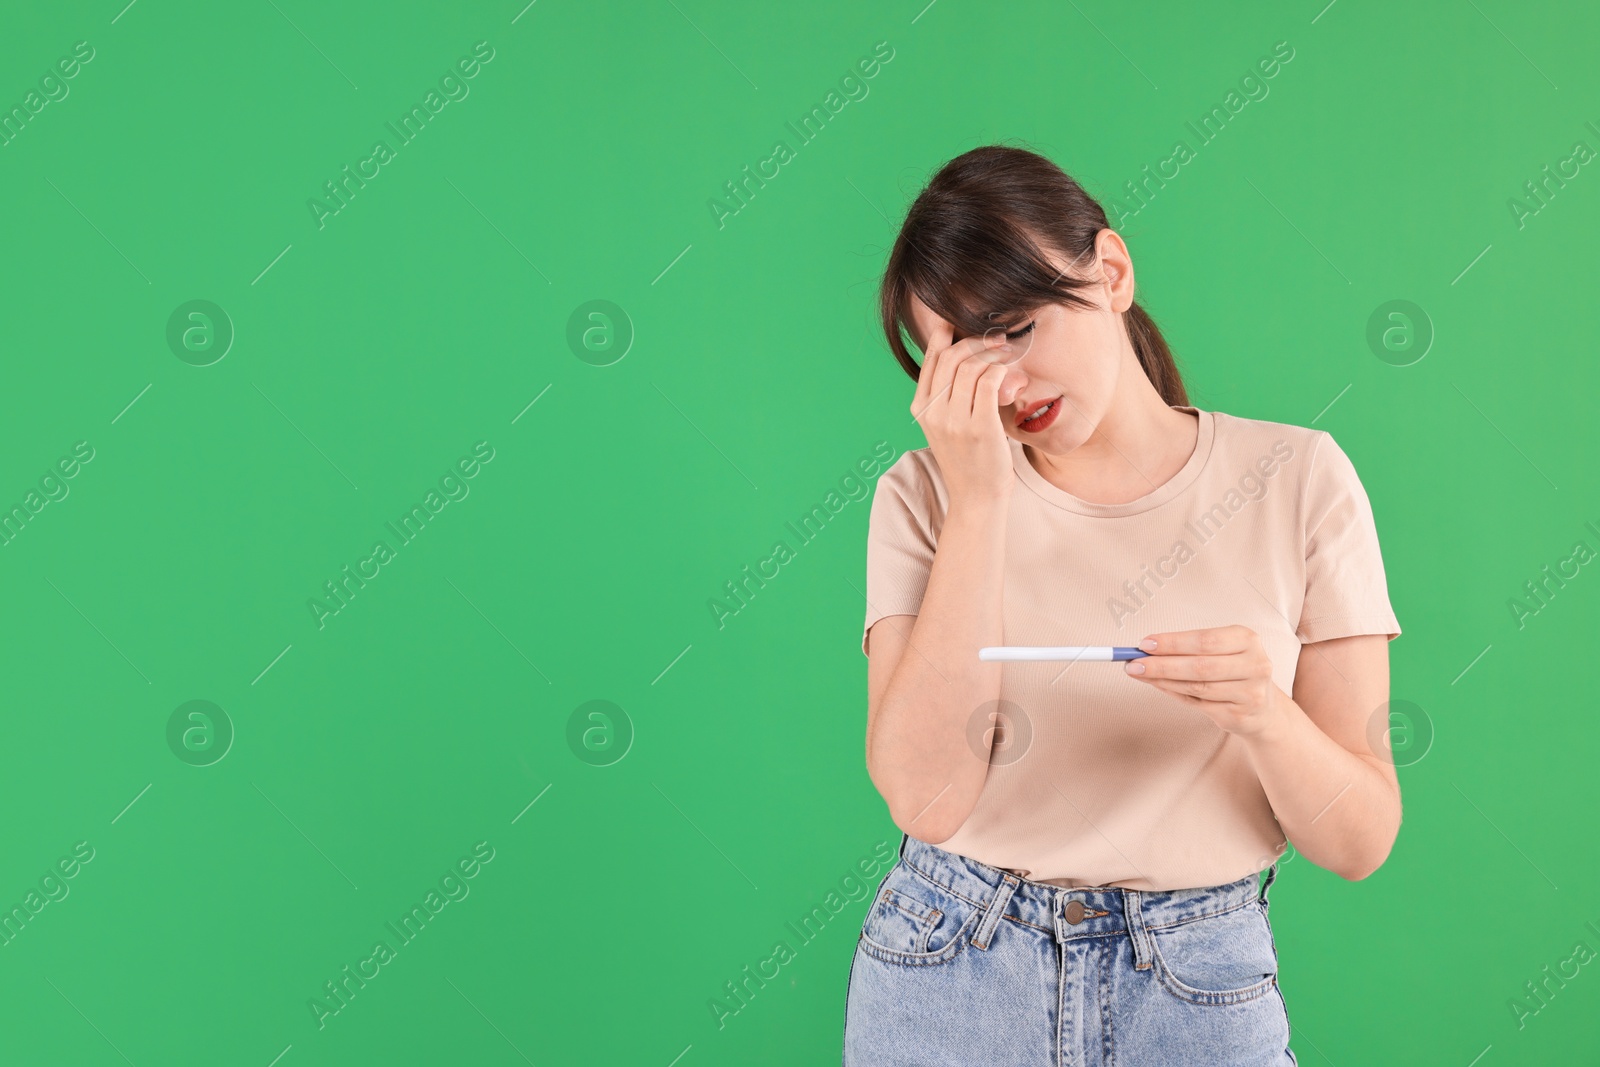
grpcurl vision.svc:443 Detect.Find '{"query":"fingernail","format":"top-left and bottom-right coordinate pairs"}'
top-left (1125, 661), bottom-right (1145, 674)
top-left (1139, 639), bottom-right (1157, 651)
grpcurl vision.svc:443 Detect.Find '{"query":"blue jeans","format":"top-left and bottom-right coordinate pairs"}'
top-left (842, 835), bottom-right (1296, 1066)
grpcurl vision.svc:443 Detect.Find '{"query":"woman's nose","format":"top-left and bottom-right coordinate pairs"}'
top-left (997, 365), bottom-right (1028, 408)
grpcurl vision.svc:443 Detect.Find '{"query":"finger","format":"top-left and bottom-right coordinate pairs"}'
top-left (971, 361), bottom-right (1006, 420)
top-left (1130, 654), bottom-right (1254, 684)
top-left (911, 349), bottom-right (940, 421)
top-left (922, 343), bottom-right (967, 418)
top-left (1137, 678), bottom-right (1215, 707)
top-left (921, 317), bottom-right (952, 360)
top-left (950, 351), bottom-right (998, 419)
top-left (979, 317), bottom-right (1035, 368)
top-left (956, 329), bottom-right (1011, 363)
top-left (1136, 627), bottom-right (1251, 657)
top-left (931, 333), bottom-right (1009, 415)
top-left (911, 318), bottom-right (953, 420)
top-left (916, 318), bottom-right (952, 386)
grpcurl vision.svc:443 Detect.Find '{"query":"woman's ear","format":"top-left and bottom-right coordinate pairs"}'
top-left (1094, 229), bottom-right (1137, 314)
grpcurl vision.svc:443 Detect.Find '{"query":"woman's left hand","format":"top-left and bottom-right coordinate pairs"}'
top-left (1123, 625), bottom-right (1283, 737)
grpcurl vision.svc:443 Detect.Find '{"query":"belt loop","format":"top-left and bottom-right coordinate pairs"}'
top-left (1259, 861), bottom-right (1279, 906)
top-left (971, 873), bottom-right (1020, 951)
top-left (1123, 889), bottom-right (1155, 971)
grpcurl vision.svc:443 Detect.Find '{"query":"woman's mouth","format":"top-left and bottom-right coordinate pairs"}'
top-left (1015, 396), bottom-right (1062, 433)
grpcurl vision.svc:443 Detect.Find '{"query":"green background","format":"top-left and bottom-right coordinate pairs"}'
top-left (2, 0), bottom-right (1597, 1063)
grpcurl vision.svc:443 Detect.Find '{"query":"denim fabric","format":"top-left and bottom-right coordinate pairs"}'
top-left (842, 835), bottom-right (1296, 1066)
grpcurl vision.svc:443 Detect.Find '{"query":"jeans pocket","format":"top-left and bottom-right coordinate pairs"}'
top-left (857, 861), bottom-right (981, 967)
top-left (1148, 898), bottom-right (1280, 1006)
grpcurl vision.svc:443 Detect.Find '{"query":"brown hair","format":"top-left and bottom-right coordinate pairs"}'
top-left (877, 143), bottom-right (1188, 407)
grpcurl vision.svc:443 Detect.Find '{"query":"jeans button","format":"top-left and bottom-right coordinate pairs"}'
top-left (1064, 899), bottom-right (1086, 925)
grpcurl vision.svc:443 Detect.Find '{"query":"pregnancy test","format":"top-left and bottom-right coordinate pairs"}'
top-left (978, 646), bottom-right (1150, 662)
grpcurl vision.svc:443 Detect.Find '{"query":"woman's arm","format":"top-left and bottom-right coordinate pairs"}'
top-left (865, 496), bottom-right (1009, 844)
top-left (863, 317), bottom-right (1020, 844)
top-left (1240, 633), bottom-right (1401, 881)
top-left (1125, 627), bottom-right (1401, 880)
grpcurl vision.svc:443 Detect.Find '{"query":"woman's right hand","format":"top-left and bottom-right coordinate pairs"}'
top-left (910, 320), bottom-right (1016, 506)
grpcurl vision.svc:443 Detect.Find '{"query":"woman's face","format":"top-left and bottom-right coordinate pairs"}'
top-left (907, 234), bottom-right (1135, 456)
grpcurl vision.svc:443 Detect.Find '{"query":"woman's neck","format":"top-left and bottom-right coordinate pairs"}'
top-left (1025, 400), bottom-right (1199, 506)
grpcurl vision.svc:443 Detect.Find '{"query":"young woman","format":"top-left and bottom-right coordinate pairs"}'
top-left (844, 145), bottom-right (1402, 1066)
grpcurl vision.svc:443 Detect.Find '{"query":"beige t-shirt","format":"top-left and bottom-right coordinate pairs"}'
top-left (861, 405), bottom-right (1401, 891)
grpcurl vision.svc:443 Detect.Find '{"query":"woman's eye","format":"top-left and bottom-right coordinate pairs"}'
top-left (1005, 321), bottom-right (1036, 341)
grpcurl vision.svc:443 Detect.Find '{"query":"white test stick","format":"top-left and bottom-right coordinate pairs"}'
top-left (978, 646), bottom-right (1149, 662)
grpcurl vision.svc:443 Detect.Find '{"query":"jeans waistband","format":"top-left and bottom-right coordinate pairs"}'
top-left (897, 834), bottom-right (1276, 955)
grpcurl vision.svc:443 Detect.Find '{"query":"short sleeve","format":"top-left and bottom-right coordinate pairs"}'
top-left (861, 453), bottom-right (939, 656)
top-left (1296, 431), bottom-right (1402, 644)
